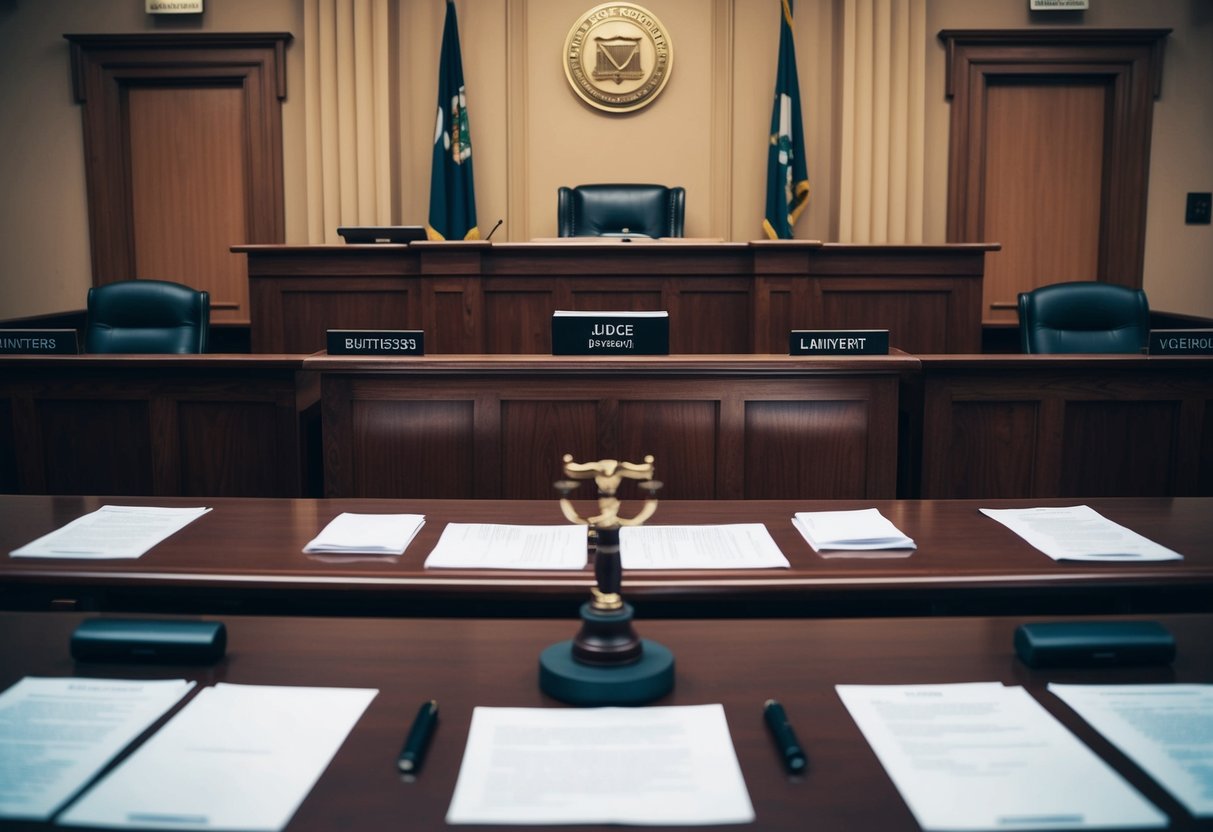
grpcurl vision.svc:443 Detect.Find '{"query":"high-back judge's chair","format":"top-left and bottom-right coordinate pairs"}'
top-left (1017, 281), bottom-right (1149, 354)
top-left (557, 184), bottom-right (686, 238)
top-left (85, 279), bottom-right (210, 354)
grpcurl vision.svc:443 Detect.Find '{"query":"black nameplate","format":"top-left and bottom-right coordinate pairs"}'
top-left (552, 311), bottom-right (669, 356)
top-left (0, 329), bottom-right (79, 354)
top-left (327, 330), bottom-right (424, 355)
top-left (1014, 621), bottom-right (1175, 668)
top-left (71, 618), bottom-right (227, 665)
top-left (790, 330), bottom-right (888, 355)
top-left (1149, 329), bottom-right (1213, 355)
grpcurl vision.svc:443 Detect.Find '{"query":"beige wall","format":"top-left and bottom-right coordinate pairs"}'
top-left (0, 0), bottom-right (1209, 321)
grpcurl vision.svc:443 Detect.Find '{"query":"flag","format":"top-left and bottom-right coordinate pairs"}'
top-left (426, 1), bottom-right (478, 241)
top-left (763, 0), bottom-right (810, 240)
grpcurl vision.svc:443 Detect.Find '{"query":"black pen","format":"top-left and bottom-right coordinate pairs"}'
top-left (763, 699), bottom-right (808, 774)
top-left (397, 700), bottom-right (438, 774)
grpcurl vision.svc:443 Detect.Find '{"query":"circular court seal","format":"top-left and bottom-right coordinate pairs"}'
top-left (563, 3), bottom-right (674, 113)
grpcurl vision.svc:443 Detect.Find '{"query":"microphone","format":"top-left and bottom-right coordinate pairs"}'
top-left (485, 218), bottom-right (504, 241)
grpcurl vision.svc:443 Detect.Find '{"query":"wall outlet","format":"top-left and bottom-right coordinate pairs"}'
top-left (1186, 192), bottom-right (1212, 225)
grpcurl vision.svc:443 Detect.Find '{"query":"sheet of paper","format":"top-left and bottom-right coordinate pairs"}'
top-left (302, 512), bottom-right (426, 555)
top-left (9, 505), bottom-right (212, 559)
top-left (0, 677), bottom-right (195, 821)
top-left (619, 524), bottom-right (790, 569)
top-left (446, 704), bottom-right (754, 825)
top-left (423, 523), bottom-right (587, 569)
top-left (836, 682), bottom-right (1167, 831)
top-left (59, 683), bottom-right (376, 832)
top-left (1050, 684), bottom-right (1213, 818)
top-left (980, 505), bottom-right (1183, 562)
top-left (792, 508), bottom-right (916, 551)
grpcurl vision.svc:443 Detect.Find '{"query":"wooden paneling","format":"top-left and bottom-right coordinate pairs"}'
top-left (240, 241), bottom-right (994, 355)
top-left (38, 400), bottom-right (154, 495)
top-left (917, 355), bottom-right (1213, 499)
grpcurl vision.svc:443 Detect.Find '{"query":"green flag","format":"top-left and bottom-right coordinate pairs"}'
top-left (426, 1), bottom-right (479, 241)
top-left (763, 0), bottom-right (810, 240)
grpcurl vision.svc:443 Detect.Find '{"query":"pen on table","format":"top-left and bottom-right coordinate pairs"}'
top-left (763, 698), bottom-right (808, 774)
top-left (397, 699), bottom-right (438, 774)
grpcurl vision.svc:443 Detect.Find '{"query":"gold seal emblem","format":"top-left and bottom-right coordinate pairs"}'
top-left (563, 3), bottom-right (674, 113)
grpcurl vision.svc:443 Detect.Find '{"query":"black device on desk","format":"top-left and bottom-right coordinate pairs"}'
top-left (1014, 621), bottom-right (1175, 668)
top-left (337, 226), bottom-right (427, 244)
top-left (70, 618), bottom-right (227, 664)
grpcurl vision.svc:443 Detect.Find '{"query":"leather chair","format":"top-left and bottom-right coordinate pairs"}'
top-left (1017, 281), bottom-right (1149, 354)
top-left (85, 279), bottom-right (210, 354)
top-left (557, 184), bottom-right (686, 238)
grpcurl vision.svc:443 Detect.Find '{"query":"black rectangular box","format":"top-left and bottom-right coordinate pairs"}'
top-left (0, 329), bottom-right (79, 355)
top-left (790, 330), bottom-right (888, 355)
top-left (1149, 329), bottom-right (1213, 355)
top-left (327, 330), bottom-right (424, 355)
top-left (71, 618), bottom-right (227, 664)
top-left (1013, 621), bottom-right (1175, 668)
top-left (552, 311), bottom-right (669, 356)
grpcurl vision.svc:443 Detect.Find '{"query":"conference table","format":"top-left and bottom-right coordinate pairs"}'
top-left (1, 609), bottom-right (1210, 831)
top-left (2, 495), bottom-right (1210, 618)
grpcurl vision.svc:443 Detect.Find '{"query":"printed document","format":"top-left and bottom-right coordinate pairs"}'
top-left (10, 505), bottom-right (212, 559)
top-left (446, 704), bottom-right (754, 825)
top-left (1050, 684), bottom-right (1213, 817)
top-left (302, 512), bottom-right (425, 555)
top-left (423, 523), bottom-right (587, 569)
top-left (59, 683), bottom-right (376, 831)
top-left (0, 677), bottom-right (194, 820)
top-left (792, 508), bottom-right (915, 551)
top-left (980, 505), bottom-right (1183, 562)
top-left (619, 523), bottom-right (790, 569)
top-left (836, 682), bottom-right (1166, 830)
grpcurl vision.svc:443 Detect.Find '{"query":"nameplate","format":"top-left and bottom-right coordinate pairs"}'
top-left (552, 311), bottom-right (669, 356)
top-left (0, 329), bottom-right (79, 354)
top-left (790, 330), bottom-right (888, 355)
top-left (326, 330), bottom-right (424, 355)
top-left (1149, 329), bottom-right (1213, 355)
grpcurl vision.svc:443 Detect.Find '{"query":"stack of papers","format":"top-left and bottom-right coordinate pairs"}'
top-left (302, 512), bottom-right (426, 556)
top-left (10, 505), bottom-right (212, 560)
top-left (423, 523), bottom-right (587, 569)
top-left (619, 524), bottom-right (790, 569)
top-left (792, 508), bottom-right (915, 553)
top-left (980, 505), bottom-right (1184, 562)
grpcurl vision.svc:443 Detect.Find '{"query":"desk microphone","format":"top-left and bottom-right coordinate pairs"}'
top-left (485, 218), bottom-right (504, 241)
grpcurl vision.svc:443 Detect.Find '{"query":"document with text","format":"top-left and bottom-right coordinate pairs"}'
top-left (59, 683), bottom-right (376, 831)
top-left (1050, 684), bottom-right (1213, 817)
top-left (980, 505), bottom-right (1183, 562)
top-left (792, 508), bottom-right (916, 552)
top-left (423, 523), bottom-right (588, 569)
top-left (302, 512), bottom-right (426, 555)
top-left (446, 704), bottom-right (754, 825)
top-left (620, 523), bottom-right (790, 569)
top-left (836, 682), bottom-right (1166, 830)
top-left (0, 676), bottom-right (195, 821)
top-left (9, 505), bottom-right (212, 559)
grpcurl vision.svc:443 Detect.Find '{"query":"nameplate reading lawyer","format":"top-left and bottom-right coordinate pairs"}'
top-left (1149, 329), bottom-right (1213, 355)
top-left (327, 330), bottom-right (424, 356)
top-left (0, 329), bottom-right (78, 354)
top-left (790, 330), bottom-right (888, 355)
top-left (552, 311), bottom-right (669, 356)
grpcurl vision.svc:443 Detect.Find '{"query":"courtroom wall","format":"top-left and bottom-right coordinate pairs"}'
top-left (0, 0), bottom-right (1209, 322)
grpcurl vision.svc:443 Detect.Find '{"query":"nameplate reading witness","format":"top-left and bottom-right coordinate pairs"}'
top-left (552, 311), bottom-right (670, 356)
top-left (790, 330), bottom-right (888, 355)
top-left (0, 329), bottom-right (79, 354)
top-left (327, 330), bottom-right (424, 355)
top-left (1149, 329), bottom-right (1213, 355)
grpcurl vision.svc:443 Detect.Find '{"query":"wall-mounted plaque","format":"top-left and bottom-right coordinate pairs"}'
top-left (563, 3), bottom-right (673, 113)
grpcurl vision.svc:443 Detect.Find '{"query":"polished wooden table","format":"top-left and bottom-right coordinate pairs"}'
top-left (2, 495), bottom-right (1211, 618)
top-left (1, 610), bottom-right (1209, 831)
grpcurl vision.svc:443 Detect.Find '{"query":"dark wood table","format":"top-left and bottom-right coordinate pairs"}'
top-left (2, 495), bottom-right (1211, 618)
top-left (1, 610), bottom-right (1209, 831)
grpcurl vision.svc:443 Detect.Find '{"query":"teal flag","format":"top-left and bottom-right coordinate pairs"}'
top-left (763, 0), bottom-right (810, 240)
top-left (426, 1), bottom-right (479, 241)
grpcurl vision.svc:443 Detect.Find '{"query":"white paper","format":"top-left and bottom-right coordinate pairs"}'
top-left (619, 524), bottom-right (790, 569)
top-left (0, 677), bottom-right (195, 820)
top-left (446, 704), bottom-right (754, 825)
top-left (836, 682), bottom-right (1166, 831)
top-left (423, 523), bottom-right (587, 569)
top-left (1050, 684), bottom-right (1213, 817)
top-left (10, 505), bottom-right (212, 559)
top-left (59, 683), bottom-right (376, 831)
top-left (792, 508), bottom-right (916, 551)
top-left (302, 512), bottom-right (426, 555)
top-left (980, 505), bottom-right (1183, 562)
